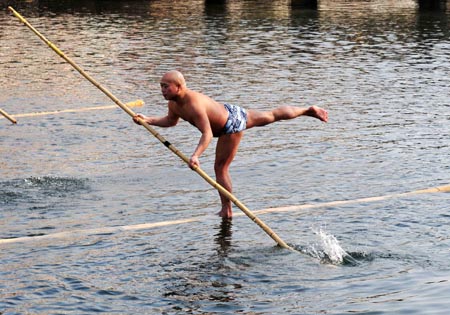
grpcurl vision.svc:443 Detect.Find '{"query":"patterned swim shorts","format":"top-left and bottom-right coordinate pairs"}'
top-left (222, 103), bottom-right (247, 135)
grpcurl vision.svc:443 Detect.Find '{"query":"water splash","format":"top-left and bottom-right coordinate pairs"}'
top-left (314, 228), bottom-right (350, 264)
top-left (297, 227), bottom-right (359, 265)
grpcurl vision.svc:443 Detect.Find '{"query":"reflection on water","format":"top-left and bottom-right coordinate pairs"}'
top-left (215, 218), bottom-right (233, 258)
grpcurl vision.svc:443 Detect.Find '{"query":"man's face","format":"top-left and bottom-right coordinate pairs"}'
top-left (160, 80), bottom-right (178, 100)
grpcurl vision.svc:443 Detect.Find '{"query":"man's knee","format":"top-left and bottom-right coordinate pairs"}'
top-left (214, 160), bottom-right (229, 173)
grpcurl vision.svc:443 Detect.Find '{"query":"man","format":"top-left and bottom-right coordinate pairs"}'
top-left (133, 70), bottom-right (328, 218)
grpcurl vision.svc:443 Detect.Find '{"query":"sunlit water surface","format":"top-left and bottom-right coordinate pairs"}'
top-left (1, 0), bottom-right (449, 314)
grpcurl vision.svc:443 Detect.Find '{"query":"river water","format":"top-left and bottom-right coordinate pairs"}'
top-left (1, 0), bottom-right (450, 314)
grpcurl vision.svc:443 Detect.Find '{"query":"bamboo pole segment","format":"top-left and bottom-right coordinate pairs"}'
top-left (1, 183), bottom-right (448, 246)
top-left (249, 184), bottom-right (450, 216)
top-left (0, 108), bottom-right (17, 124)
top-left (8, 7), bottom-right (293, 250)
top-left (0, 99), bottom-right (143, 119)
top-left (0, 217), bottom-right (202, 245)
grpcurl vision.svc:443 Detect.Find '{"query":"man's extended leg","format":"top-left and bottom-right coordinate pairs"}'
top-left (214, 132), bottom-right (243, 218)
top-left (246, 105), bottom-right (328, 128)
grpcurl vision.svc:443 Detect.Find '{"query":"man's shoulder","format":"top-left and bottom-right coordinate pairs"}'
top-left (187, 89), bottom-right (207, 100)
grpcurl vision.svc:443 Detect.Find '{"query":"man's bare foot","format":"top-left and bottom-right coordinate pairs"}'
top-left (217, 207), bottom-right (233, 218)
top-left (307, 106), bottom-right (328, 122)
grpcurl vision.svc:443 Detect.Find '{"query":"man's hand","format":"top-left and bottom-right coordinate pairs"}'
top-left (133, 113), bottom-right (145, 125)
top-left (189, 155), bottom-right (200, 169)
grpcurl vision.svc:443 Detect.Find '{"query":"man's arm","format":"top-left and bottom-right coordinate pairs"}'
top-left (189, 111), bottom-right (213, 169)
top-left (133, 107), bottom-right (179, 127)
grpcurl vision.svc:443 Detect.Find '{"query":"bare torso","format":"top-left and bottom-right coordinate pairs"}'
top-left (168, 89), bottom-right (229, 137)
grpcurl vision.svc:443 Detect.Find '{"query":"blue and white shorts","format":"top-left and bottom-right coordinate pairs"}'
top-left (222, 103), bottom-right (247, 135)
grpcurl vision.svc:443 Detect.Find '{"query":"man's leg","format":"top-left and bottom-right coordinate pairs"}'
top-left (214, 132), bottom-right (243, 218)
top-left (246, 105), bottom-right (328, 129)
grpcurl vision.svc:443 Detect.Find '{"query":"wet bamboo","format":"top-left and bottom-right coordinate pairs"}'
top-left (9, 6), bottom-right (293, 250)
top-left (0, 108), bottom-right (17, 124)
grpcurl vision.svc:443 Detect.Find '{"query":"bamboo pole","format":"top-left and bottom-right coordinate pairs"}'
top-left (0, 108), bottom-right (17, 124)
top-left (8, 6), bottom-right (293, 250)
top-left (1, 99), bottom-right (143, 119)
top-left (2, 183), bottom-right (449, 246)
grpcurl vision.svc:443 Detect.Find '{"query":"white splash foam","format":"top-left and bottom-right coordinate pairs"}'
top-left (313, 227), bottom-right (350, 264)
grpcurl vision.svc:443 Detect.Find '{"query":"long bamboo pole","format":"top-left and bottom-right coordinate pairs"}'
top-left (1, 99), bottom-right (143, 119)
top-left (0, 108), bottom-right (17, 124)
top-left (9, 6), bottom-right (293, 250)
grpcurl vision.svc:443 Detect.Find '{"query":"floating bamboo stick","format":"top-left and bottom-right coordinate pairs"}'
top-left (1, 184), bottom-right (448, 246)
top-left (0, 108), bottom-right (17, 124)
top-left (0, 99), bottom-right (143, 119)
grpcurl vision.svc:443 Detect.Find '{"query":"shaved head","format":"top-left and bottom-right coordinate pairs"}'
top-left (161, 70), bottom-right (186, 88)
